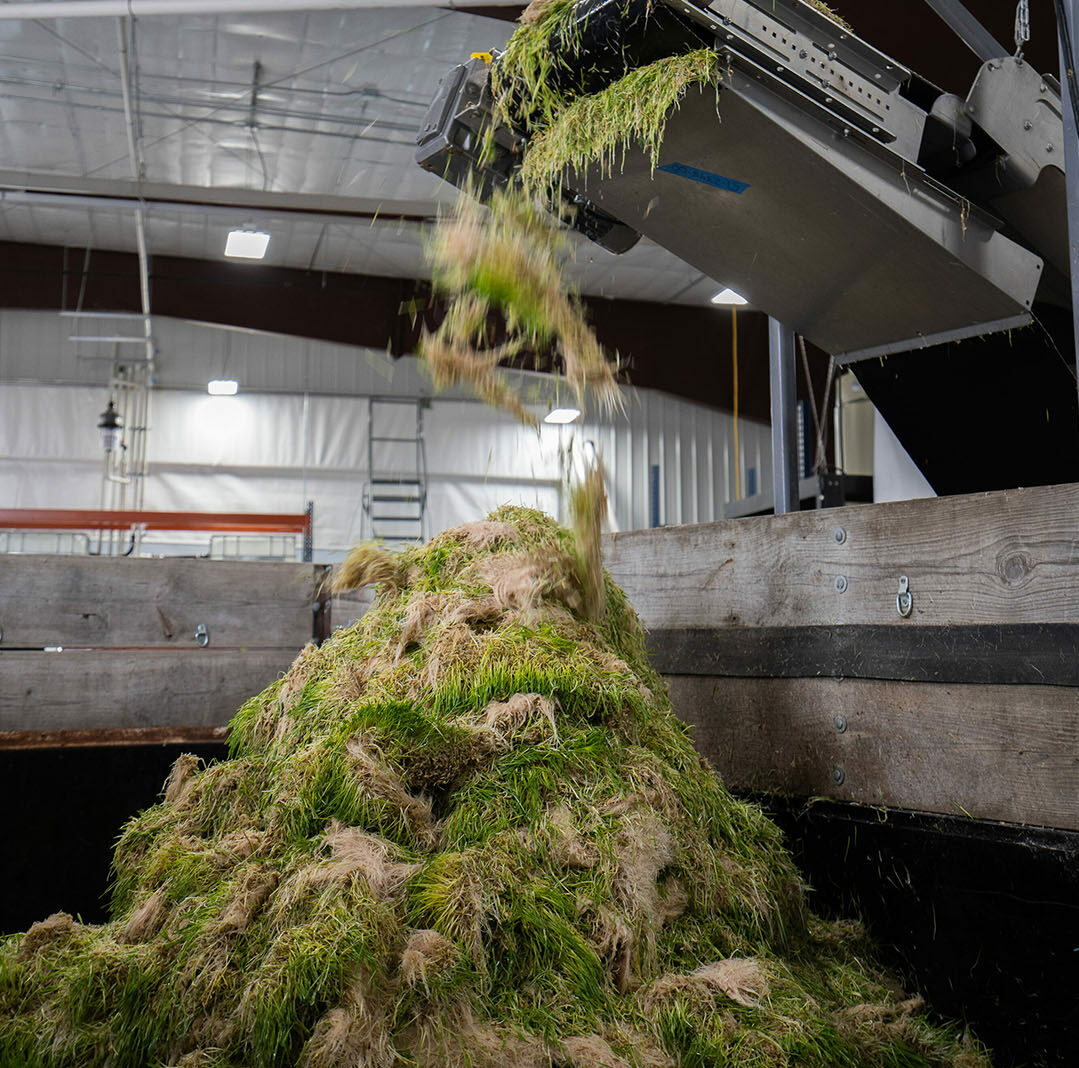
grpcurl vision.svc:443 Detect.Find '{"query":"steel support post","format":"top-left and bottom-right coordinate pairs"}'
top-left (768, 317), bottom-right (800, 515)
top-left (303, 501), bottom-right (314, 563)
top-left (1059, 0), bottom-right (1079, 405)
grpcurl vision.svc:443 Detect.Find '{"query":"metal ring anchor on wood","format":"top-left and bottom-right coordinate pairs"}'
top-left (834, 575), bottom-right (848, 593)
top-left (194, 623), bottom-right (210, 648)
top-left (897, 576), bottom-right (913, 617)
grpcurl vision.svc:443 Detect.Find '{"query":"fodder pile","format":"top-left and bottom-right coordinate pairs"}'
top-left (1, 506), bottom-right (989, 1067)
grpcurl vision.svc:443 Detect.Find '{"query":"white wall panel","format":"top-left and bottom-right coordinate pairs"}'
top-left (0, 311), bottom-right (771, 554)
top-left (873, 408), bottom-right (936, 504)
top-left (0, 459), bottom-right (102, 510)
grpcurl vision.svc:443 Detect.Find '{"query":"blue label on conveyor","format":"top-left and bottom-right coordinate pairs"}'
top-left (658, 162), bottom-right (750, 194)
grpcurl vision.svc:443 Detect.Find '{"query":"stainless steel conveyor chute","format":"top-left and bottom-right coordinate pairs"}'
top-left (416, 0), bottom-right (1069, 364)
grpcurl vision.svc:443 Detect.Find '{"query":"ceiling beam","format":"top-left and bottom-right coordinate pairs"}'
top-left (0, 238), bottom-right (801, 421)
top-left (0, 0), bottom-right (514, 19)
top-left (0, 171), bottom-right (442, 225)
top-left (920, 0), bottom-right (1009, 62)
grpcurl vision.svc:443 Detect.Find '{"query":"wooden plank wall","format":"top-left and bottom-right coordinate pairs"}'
top-left (0, 557), bottom-right (327, 744)
top-left (604, 483), bottom-right (1079, 831)
top-left (329, 587), bottom-right (375, 632)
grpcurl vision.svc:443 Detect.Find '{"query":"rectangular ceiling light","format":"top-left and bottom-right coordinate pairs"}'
top-left (224, 229), bottom-right (270, 259)
top-left (207, 379), bottom-right (239, 395)
top-left (711, 287), bottom-right (748, 305)
top-left (544, 407), bottom-right (581, 424)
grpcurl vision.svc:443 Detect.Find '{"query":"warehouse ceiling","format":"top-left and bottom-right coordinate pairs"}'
top-left (0, 7), bottom-right (721, 304)
top-left (0, 0), bottom-right (1057, 298)
top-left (0, 0), bottom-right (1061, 416)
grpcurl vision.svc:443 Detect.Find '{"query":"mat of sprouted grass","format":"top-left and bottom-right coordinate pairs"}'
top-left (421, 185), bottom-right (621, 428)
top-left (493, 0), bottom-right (847, 182)
top-left (1, 506), bottom-right (990, 1068)
top-left (419, 0), bottom-right (855, 425)
top-left (420, 14), bottom-right (718, 422)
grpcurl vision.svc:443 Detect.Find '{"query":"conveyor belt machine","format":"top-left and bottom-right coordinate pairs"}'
top-left (417, 0), bottom-right (1071, 363)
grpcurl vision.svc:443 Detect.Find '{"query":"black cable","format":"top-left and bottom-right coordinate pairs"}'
top-left (250, 126), bottom-right (272, 193)
top-left (75, 244), bottom-right (92, 314)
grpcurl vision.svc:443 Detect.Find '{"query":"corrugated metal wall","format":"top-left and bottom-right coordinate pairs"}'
top-left (0, 310), bottom-right (772, 550)
top-left (0, 309), bottom-right (434, 396)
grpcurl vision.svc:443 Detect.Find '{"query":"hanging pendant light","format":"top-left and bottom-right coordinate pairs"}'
top-left (98, 400), bottom-right (122, 453)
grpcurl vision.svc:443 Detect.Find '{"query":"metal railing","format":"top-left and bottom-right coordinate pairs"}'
top-left (0, 508), bottom-right (314, 559)
top-left (0, 531), bottom-right (91, 555)
top-left (208, 534), bottom-right (298, 561)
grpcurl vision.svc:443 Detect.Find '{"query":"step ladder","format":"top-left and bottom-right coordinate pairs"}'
top-left (363, 397), bottom-right (428, 544)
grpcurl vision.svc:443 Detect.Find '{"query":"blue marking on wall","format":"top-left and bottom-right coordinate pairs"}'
top-left (658, 162), bottom-right (750, 194)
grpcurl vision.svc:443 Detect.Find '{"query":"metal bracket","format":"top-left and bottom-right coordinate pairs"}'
top-left (897, 576), bottom-right (913, 617)
top-left (194, 623), bottom-right (210, 648)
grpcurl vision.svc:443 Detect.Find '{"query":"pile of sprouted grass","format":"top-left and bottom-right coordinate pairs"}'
top-left (0, 6), bottom-right (994, 1067)
top-left (0, 505), bottom-right (992, 1068)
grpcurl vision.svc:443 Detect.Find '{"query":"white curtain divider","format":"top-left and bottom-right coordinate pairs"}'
top-left (0, 311), bottom-right (772, 553)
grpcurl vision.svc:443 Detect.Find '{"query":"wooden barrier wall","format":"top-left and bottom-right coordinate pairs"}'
top-left (604, 482), bottom-right (1079, 831)
top-left (0, 557), bottom-right (328, 746)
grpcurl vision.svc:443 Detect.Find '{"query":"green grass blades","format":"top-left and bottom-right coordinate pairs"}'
top-left (0, 508), bottom-right (992, 1068)
top-left (420, 188), bottom-right (621, 426)
top-left (519, 50), bottom-right (721, 197)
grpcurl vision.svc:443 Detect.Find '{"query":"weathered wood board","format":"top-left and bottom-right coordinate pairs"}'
top-left (604, 483), bottom-right (1079, 830)
top-left (667, 674), bottom-right (1079, 831)
top-left (328, 588), bottom-right (375, 632)
top-left (605, 483), bottom-right (1079, 628)
top-left (0, 558), bottom-right (325, 739)
top-left (0, 556), bottom-right (324, 648)
top-left (0, 724), bottom-right (229, 750)
top-left (0, 649), bottom-right (291, 732)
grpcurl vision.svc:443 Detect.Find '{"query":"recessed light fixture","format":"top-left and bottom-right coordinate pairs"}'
top-left (208, 379), bottom-right (239, 396)
top-left (711, 287), bottom-right (748, 305)
top-left (544, 407), bottom-right (581, 424)
top-left (224, 228), bottom-right (270, 259)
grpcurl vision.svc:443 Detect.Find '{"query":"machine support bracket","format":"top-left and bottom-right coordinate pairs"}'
top-left (922, 0), bottom-right (1009, 62)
